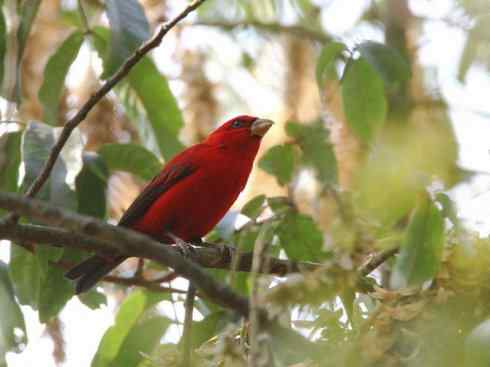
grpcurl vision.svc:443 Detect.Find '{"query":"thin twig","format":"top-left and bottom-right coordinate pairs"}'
top-left (359, 247), bottom-right (399, 277)
top-left (181, 283), bottom-right (196, 367)
top-left (134, 258), bottom-right (145, 278)
top-left (248, 226), bottom-right (272, 366)
top-left (5, 0), bottom-right (207, 223)
top-left (150, 271), bottom-right (179, 283)
top-left (102, 275), bottom-right (187, 294)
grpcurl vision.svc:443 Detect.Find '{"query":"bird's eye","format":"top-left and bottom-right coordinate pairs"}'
top-left (231, 120), bottom-right (242, 128)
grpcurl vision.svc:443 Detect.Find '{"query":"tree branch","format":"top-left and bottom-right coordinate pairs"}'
top-left (180, 284), bottom-right (196, 367)
top-left (0, 191), bottom-right (319, 353)
top-left (0, 222), bottom-right (188, 294)
top-left (6, 0), bottom-right (207, 222)
top-left (359, 247), bottom-right (399, 277)
top-left (0, 191), bottom-right (250, 317)
top-left (0, 220), bottom-right (320, 276)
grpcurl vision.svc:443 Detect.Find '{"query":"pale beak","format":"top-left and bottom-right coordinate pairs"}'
top-left (251, 118), bottom-right (274, 137)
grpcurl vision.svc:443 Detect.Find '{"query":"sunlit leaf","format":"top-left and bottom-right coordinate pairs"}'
top-left (241, 194), bottom-right (266, 219)
top-left (39, 31), bottom-right (84, 125)
top-left (465, 319), bottom-right (490, 367)
top-left (341, 57), bottom-right (387, 142)
top-left (128, 57), bottom-right (184, 160)
top-left (259, 144), bottom-right (296, 185)
top-left (391, 193), bottom-right (444, 288)
top-left (316, 41), bottom-right (346, 86)
top-left (102, 0), bottom-right (150, 78)
top-left (267, 196), bottom-right (291, 213)
top-left (358, 41), bottom-right (411, 92)
top-left (98, 143), bottom-right (161, 181)
top-left (91, 27), bottom-right (184, 160)
top-left (286, 121), bottom-right (337, 185)
top-left (277, 212), bottom-right (324, 261)
top-left (112, 316), bottom-right (170, 366)
top-left (92, 290), bottom-right (169, 367)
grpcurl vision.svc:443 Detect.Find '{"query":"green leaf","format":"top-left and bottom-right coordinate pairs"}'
top-left (341, 57), bottom-right (387, 142)
top-left (286, 121), bottom-right (337, 185)
top-left (277, 212), bottom-right (324, 261)
top-left (391, 194), bottom-right (445, 288)
top-left (76, 153), bottom-right (109, 219)
top-left (267, 196), bottom-right (291, 213)
top-left (316, 42), bottom-right (346, 86)
top-left (190, 311), bottom-right (226, 348)
top-left (465, 319), bottom-right (490, 367)
top-left (98, 143), bottom-right (161, 180)
top-left (92, 290), bottom-right (168, 367)
top-left (259, 144), bottom-right (296, 186)
top-left (91, 26), bottom-right (110, 57)
top-left (38, 266), bottom-right (74, 323)
top-left (0, 131), bottom-right (22, 193)
top-left (21, 121), bottom-right (83, 209)
top-left (9, 245), bottom-right (74, 322)
top-left (435, 192), bottom-right (459, 226)
top-left (13, 0), bottom-right (42, 102)
top-left (14, 122), bottom-right (83, 316)
top-left (9, 246), bottom-right (41, 307)
top-left (241, 194), bottom-right (266, 219)
top-left (112, 316), bottom-right (170, 366)
top-left (78, 289), bottom-right (107, 310)
top-left (0, 8), bottom-right (7, 87)
top-left (358, 41), bottom-right (411, 92)
top-left (90, 26), bottom-right (184, 160)
top-left (102, 0), bottom-right (150, 78)
top-left (0, 261), bottom-right (27, 362)
top-left (36, 246), bottom-right (64, 277)
top-left (128, 57), bottom-right (184, 160)
top-left (39, 31), bottom-right (84, 125)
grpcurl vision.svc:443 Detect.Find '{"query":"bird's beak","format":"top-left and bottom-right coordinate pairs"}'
top-left (251, 118), bottom-right (274, 137)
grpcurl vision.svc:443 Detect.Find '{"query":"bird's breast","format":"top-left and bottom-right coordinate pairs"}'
top-left (132, 152), bottom-right (255, 242)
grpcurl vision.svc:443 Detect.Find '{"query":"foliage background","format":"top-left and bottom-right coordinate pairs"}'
top-left (1, 0), bottom-right (490, 366)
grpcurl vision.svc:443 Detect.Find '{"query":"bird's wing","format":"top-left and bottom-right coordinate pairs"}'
top-left (117, 146), bottom-right (203, 228)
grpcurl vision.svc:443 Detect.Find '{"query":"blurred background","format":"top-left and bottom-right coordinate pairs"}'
top-left (1, 0), bottom-right (490, 366)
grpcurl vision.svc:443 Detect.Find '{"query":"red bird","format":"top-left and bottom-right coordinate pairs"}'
top-left (66, 115), bottom-right (273, 293)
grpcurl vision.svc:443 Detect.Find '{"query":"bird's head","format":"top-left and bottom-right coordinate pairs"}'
top-left (205, 115), bottom-right (274, 153)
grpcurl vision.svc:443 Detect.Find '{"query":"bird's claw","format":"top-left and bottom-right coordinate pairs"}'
top-left (167, 232), bottom-right (196, 258)
top-left (175, 241), bottom-right (196, 258)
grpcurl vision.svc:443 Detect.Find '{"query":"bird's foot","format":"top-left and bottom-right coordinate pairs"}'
top-left (167, 233), bottom-right (196, 258)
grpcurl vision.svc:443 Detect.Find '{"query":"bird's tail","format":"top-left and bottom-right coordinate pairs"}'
top-left (65, 255), bottom-right (126, 294)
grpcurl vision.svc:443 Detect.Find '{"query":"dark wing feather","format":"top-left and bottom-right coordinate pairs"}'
top-left (118, 163), bottom-right (197, 228)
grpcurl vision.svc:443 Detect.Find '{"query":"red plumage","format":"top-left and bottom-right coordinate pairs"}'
top-left (66, 115), bottom-right (273, 293)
